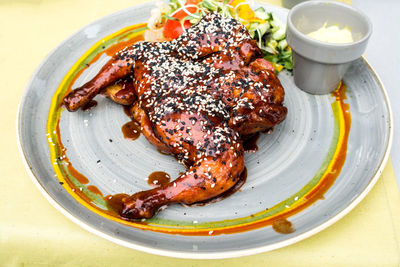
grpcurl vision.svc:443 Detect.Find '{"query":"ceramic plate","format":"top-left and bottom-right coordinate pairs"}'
top-left (17, 3), bottom-right (392, 259)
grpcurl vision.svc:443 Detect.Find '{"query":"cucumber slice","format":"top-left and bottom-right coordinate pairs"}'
top-left (257, 22), bottom-right (270, 36)
top-left (277, 39), bottom-right (288, 50)
top-left (270, 13), bottom-right (283, 27)
top-left (267, 39), bottom-right (278, 53)
top-left (272, 26), bottom-right (286, 40)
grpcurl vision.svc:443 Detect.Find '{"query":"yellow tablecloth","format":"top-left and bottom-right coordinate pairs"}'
top-left (1, 0), bottom-right (399, 266)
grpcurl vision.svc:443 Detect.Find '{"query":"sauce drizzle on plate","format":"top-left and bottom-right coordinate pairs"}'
top-left (121, 120), bottom-right (141, 140)
top-left (272, 218), bottom-right (295, 234)
top-left (148, 171), bottom-right (171, 187)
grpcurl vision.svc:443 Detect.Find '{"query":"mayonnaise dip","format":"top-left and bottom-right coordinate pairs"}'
top-left (307, 22), bottom-right (353, 43)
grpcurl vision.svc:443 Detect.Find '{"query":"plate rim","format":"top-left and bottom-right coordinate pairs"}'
top-left (16, 2), bottom-right (393, 259)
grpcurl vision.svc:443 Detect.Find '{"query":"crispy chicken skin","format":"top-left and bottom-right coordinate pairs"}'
top-left (63, 13), bottom-right (287, 219)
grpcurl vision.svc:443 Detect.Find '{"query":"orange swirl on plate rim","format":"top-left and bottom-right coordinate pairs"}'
top-left (47, 23), bottom-right (351, 236)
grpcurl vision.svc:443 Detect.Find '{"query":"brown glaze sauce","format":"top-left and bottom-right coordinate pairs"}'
top-left (148, 171), bottom-right (171, 187)
top-left (104, 193), bottom-right (130, 214)
top-left (123, 105), bottom-right (132, 118)
top-left (188, 167), bottom-right (247, 206)
top-left (65, 161), bottom-right (89, 184)
top-left (82, 100), bottom-right (98, 111)
top-left (272, 218), bottom-right (295, 234)
top-left (102, 77), bottom-right (136, 105)
top-left (121, 120), bottom-right (141, 140)
top-left (87, 185), bottom-right (103, 196)
top-left (243, 133), bottom-right (260, 152)
top-left (104, 34), bottom-right (145, 57)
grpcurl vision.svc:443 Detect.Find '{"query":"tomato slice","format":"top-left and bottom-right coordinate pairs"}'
top-left (163, 0), bottom-right (199, 39)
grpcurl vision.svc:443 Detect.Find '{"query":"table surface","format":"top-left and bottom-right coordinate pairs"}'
top-left (352, 0), bottom-right (400, 189)
top-left (1, 0), bottom-right (400, 266)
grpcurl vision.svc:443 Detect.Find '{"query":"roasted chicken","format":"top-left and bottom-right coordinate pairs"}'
top-left (63, 13), bottom-right (287, 219)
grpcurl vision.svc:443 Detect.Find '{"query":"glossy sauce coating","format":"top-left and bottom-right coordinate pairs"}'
top-left (66, 162), bottom-right (89, 184)
top-left (105, 193), bottom-right (130, 214)
top-left (272, 218), bottom-right (295, 234)
top-left (82, 100), bottom-right (97, 111)
top-left (87, 185), bottom-right (103, 196)
top-left (148, 171), bottom-right (171, 187)
top-left (121, 120), bottom-right (141, 140)
top-left (243, 133), bottom-right (260, 152)
top-left (102, 77), bottom-right (137, 106)
top-left (188, 167), bottom-right (247, 206)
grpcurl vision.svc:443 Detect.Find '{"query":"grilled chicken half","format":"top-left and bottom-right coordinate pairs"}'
top-left (63, 13), bottom-right (287, 219)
